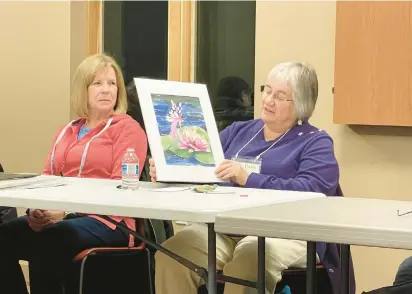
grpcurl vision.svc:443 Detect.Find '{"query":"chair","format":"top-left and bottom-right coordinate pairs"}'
top-left (0, 163), bottom-right (17, 224)
top-left (198, 265), bottom-right (332, 294)
top-left (71, 226), bottom-right (153, 294)
top-left (69, 156), bottom-right (174, 294)
top-left (276, 265), bottom-right (332, 293)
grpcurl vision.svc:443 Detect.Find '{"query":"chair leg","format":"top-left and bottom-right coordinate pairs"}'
top-left (146, 249), bottom-right (155, 294)
top-left (79, 255), bottom-right (91, 294)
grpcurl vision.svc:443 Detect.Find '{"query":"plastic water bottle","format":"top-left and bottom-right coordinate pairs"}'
top-left (121, 148), bottom-right (139, 190)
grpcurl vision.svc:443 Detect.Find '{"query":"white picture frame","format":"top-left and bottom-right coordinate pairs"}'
top-left (134, 78), bottom-right (225, 183)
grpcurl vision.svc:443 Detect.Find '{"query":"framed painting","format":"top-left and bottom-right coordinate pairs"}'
top-left (134, 78), bottom-right (225, 183)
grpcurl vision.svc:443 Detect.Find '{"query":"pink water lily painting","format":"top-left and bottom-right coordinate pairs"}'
top-left (151, 94), bottom-right (215, 166)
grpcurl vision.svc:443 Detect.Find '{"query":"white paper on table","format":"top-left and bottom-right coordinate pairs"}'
top-left (0, 176), bottom-right (66, 190)
top-left (148, 187), bottom-right (192, 192)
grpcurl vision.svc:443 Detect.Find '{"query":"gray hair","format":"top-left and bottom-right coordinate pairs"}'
top-left (267, 61), bottom-right (318, 121)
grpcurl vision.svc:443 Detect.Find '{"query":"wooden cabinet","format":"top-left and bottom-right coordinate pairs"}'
top-left (333, 2), bottom-right (412, 126)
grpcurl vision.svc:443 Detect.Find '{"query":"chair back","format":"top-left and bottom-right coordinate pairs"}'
top-left (140, 155), bottom-right (151, 182)
top-left (139, 155), bottom-right (174, 245)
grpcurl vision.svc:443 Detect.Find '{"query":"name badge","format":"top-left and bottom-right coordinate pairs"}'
top-left (232, 156), bottom-right (262, 175)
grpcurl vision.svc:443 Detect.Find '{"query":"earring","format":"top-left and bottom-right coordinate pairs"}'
top-left (297, 119), bottom-right (302, 126)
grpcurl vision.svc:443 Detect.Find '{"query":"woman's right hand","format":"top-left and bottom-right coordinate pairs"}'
top-left (149, 158), bottom-right (157, 182)
top-left (28, 209), bottom-right (54, 232)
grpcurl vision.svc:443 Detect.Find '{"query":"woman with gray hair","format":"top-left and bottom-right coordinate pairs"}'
top-left (150, 61), bottom-right (355, 294)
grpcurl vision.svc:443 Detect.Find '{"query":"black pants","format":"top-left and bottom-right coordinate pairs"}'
top-left (0, 215), bottom-right (130, 294)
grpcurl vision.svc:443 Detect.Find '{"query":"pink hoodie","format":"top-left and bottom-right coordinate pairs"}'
top-left (43, 114), bottom-right (148, 247)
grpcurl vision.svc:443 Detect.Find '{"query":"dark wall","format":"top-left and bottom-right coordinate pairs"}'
top-left (195, 1), bottom-right (256, 108)
top-left (104, 1), bottom-right (168, 84)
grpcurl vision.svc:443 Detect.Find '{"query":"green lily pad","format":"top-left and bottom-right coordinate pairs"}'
top-left (174, 148), bottom-right (192, 158)
top-left (161, 135), bottom-right (173, 151)
top-left (194, 151), bottom-right (215, 164)
top-left (168, 139), bottom-right (181, 153)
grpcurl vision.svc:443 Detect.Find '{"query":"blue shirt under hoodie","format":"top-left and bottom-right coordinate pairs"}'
top-left (219, 119), bottom-right (355, 294)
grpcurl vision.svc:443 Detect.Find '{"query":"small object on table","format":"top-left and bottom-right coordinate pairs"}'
top-left (192, 185), bottom-right (217, 193)
top-left (191, 185), bottom-right (236, 194)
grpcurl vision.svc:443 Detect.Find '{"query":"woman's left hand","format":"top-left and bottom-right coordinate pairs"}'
top-left (215, 160), bottom-right (249, 186)
top-left (43, 210), bottom-right (65, 222)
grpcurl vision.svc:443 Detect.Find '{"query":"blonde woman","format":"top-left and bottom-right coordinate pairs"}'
top-left (0, 53), bottom-right (147, 294)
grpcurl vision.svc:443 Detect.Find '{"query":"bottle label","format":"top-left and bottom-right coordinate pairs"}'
top-left (122, 163), bottom-right (139, 177)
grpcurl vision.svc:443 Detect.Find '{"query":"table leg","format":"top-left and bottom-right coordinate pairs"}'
top-left (306, 241), bottom-right (317, 294)
top-left (257, 237), bottom-right (266, 294)
top-left (207, 223), bottom-right (217, 294)
top-left (341, 244), bottom-right (350, 294)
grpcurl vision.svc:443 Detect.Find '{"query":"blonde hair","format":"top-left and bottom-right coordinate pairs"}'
top-left (71, 53), bottom-right (128, 117)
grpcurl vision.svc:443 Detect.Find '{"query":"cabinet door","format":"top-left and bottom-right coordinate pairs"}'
top-left (334, 2), bottom-right (412, 126)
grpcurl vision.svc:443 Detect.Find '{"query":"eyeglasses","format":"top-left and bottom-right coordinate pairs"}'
top-left (261, 86), bottom-right (293, 102)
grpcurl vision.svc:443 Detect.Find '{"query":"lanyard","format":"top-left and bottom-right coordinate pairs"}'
top-left (50, 118), bottom-right (113, 177)
top-left (234, 126), bottom-right (292, 162)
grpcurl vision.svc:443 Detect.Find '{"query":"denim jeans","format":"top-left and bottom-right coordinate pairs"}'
top-left (0, 215), bottom-right (130, 294)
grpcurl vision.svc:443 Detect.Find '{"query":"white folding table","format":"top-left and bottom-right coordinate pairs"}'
top-left (0, 176), bottom-right (325, 294)
top-left (215, 197), bottom-right (412, 294)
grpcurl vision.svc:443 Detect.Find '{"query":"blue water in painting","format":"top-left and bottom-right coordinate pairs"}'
top-left (152, 95), bottom-right (215, 167)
